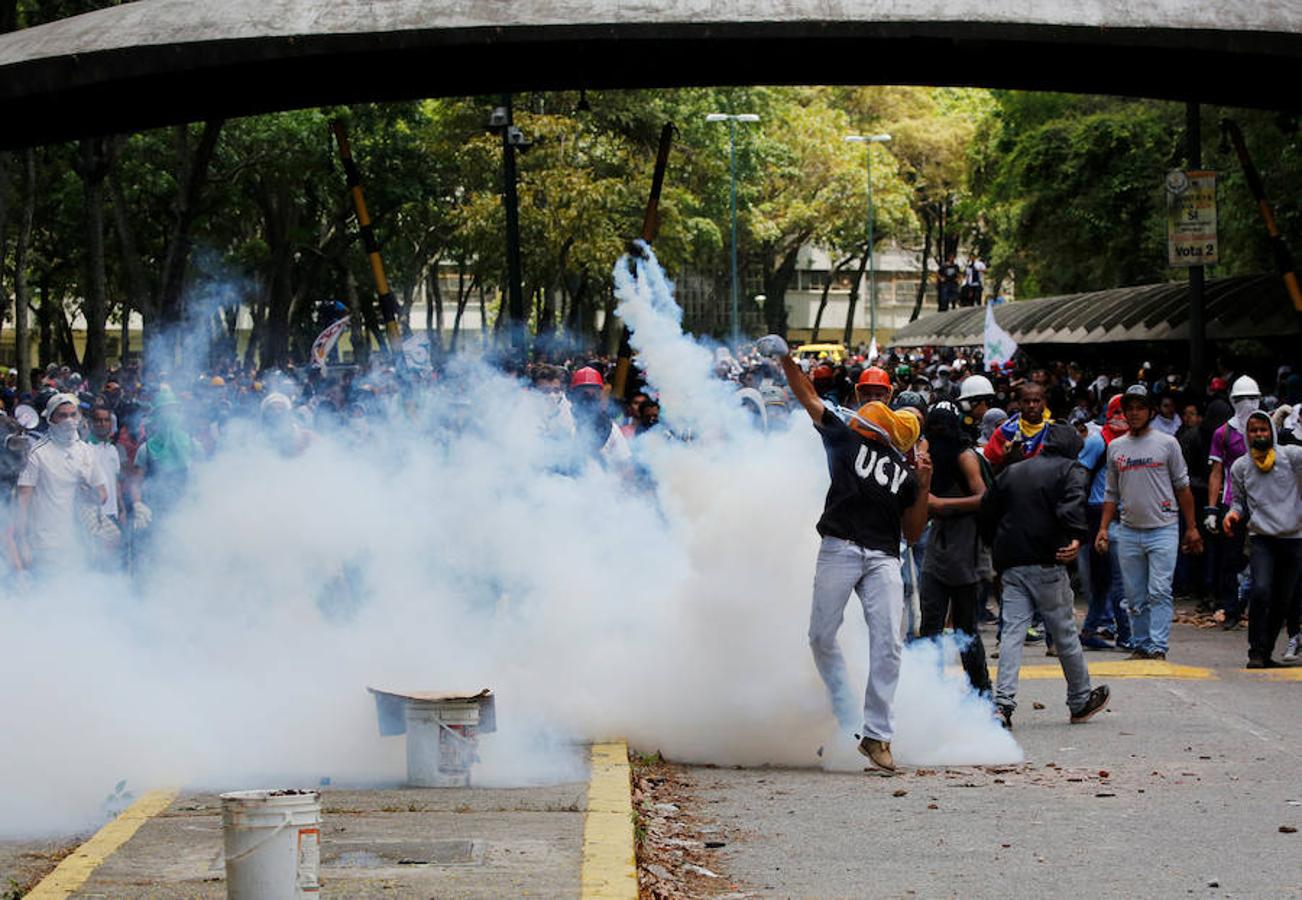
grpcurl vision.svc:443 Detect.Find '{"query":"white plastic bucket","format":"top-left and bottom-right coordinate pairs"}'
top-left (221, 789), bottom-right (322, 898)
top-left (405, 699), bottom-right (481, 787)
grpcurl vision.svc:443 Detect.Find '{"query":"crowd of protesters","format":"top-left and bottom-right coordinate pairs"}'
top-left (2, 341), bottom-right (1299, 698)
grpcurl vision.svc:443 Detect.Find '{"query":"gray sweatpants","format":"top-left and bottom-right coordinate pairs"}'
top-left (997, 564), bottom-right (1093, 713)
top-left (809, 536), bottom-right (905, 741)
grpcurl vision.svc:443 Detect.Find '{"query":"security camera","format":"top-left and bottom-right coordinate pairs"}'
top-left (507, 126), bottom-right (530, 147)
top-left (488, 107), bottom-right (508, 129)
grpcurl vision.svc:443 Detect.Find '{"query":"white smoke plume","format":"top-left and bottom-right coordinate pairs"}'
top-left (0, 245), bottom-right (1017, 838)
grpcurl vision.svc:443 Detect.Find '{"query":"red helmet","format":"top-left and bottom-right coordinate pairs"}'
top-left (1106, 394), bottom-right (1124, 419)
top-left (857, 366), bottom-right (892, 388)
top-left (811, 365), bottom-right (835, 382)
top-left (570, 366), bottom-right (604, 389)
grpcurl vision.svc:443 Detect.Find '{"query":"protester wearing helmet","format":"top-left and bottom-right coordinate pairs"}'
top-left (958, 374), bottom-right (996, 440)
top-left (757, 333), bottom-right (929, 772)
top-left (1095, 385), bottom-right (1203, 660)
top-left (854, 367), bottom-right (894, 407)
top-left (568, 367), bottom-right (632, 470)
top-left (1222, 410), bottom-right (1302, 668)
top-left (1205, 375), bottom-right (1261, 628)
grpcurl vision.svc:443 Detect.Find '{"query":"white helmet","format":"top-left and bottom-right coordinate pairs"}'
top-left (1230, 375), bottom-right (1261, 399)
top-left (959, 374), bottom-right (996, 401)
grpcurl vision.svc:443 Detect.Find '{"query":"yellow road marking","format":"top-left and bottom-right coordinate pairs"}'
top-left (581, 741), bottom-right (638, 899)
top-left (1242, 667), bottom-right (1302, 681)
top-left (26, 788), bottom-right (178, 899)
top-left (987, 660), bottom-right (1216, 680)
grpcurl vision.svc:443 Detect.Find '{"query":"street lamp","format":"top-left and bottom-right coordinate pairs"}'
top-left (707, 113), bottom-right (760, 343)
top-left (844, 133), bottom-right (891, 347)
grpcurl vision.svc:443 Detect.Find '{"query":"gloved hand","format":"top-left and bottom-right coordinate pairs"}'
top-left (755, 334), bottom-right (790, 359)
top-left (133, 501), bottom-right (153, 531)
top-left (1201, 506), bottom-right (1219, 535)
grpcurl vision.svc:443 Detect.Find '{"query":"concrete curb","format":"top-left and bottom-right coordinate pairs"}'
top-left (580, 741), bottom-right (639, 899)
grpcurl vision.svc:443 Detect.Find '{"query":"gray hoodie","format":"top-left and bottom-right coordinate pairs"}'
top-left (1229, 411), bottom-right (1302, 539)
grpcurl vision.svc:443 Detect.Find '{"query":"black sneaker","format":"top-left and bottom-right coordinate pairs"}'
top-left (1069, 685), bottom-right (1111, 724)
top-left (1127, 649), bottom-right (1151, 660)
top-left (1246, 657), bottom-right (1280, 669)
top-left (996, 706), bottom-right (1013, 730)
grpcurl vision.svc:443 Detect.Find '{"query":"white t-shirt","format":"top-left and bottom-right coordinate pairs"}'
top-left (17, 436), bottom-right (107, 556)
top-left (88, 440), bottom-right (122, 517)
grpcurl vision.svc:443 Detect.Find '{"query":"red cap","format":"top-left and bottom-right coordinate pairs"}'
top-left (1209, 377), bottom-right (1228, 392)
top-left (570, 366), bottom-right (604, 388)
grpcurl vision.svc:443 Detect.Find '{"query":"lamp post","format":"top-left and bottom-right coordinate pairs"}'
top-left (707, 113), bottom-right (759, 343)
top-left (844, 133), bottom-right (891, 346)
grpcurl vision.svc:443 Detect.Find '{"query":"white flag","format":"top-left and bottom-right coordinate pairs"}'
top-left (310, 315), bottom-right (352, 370)
top-left (867, 337), bottom-right (879, 363)
top-left (983, 303), bottom-right (1018, 369)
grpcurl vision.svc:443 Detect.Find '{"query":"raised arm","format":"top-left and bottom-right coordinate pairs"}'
top-left (757, 335), bottom-right (825, 424)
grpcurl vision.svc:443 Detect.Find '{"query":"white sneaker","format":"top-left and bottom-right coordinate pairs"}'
top-left (1284, 634), bottom-right (1302, 662)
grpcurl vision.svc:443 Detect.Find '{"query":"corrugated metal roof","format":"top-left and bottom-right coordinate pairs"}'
top-left (890, 274), bottom-right (1300, 347)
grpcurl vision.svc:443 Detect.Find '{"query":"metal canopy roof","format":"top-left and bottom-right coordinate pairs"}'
top-left (1, 0), bottom-right (1302, 147)
top-left (890, 275), bottom-right (1301, 347)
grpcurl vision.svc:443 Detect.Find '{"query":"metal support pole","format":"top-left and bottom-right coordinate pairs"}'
top-left (501, 93), bottom-right (526, 352)
top-left (1186, 101), bottom-right (1205, 387)
top-left (867, 146), bottom-right (877, 346)
top-left (728, 118), bottom-right (739, 345)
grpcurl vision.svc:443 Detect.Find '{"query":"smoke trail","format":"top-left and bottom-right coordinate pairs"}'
top-left (0, 245), bottom-right (1017, 838)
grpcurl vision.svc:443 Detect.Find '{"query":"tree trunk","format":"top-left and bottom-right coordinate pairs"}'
top-left (344, 268), bottom-right (369, 368)
top-left (842, 247), bottom-right (872, 348)
top-left (911, 205), bottom-right (935, 322)
top-left (811, 253), bottom-right (855, 343)
top-left (77, 137), bottom-right (113, 383)
top-left (762, 240), bottom-right (804, 338)
top-left (426, 264), bottom-right (441, 358)
top-left (154, 120), bottom-right (223, 343)
top-left (13, 149), bottom-right (34, 392)
top-left (38, 273), bottom-right (55, 369)
top-left (0, 151), bottom-right (8, 357)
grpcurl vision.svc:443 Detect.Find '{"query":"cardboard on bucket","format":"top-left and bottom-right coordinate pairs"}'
top-left (221, 789), bottom-right (321, 899)
top-left (367, 688), bottom-right (496, 788)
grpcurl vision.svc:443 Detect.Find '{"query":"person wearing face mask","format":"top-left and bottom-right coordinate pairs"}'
top-left (957, 375), bottom-right (996, 442)
top-left (1075, 395), bottom-right (1134, 651)
top-left (1223, 411), bottom-right (1302, 668)
top-left (567, 367), bottom-right (631, 471)
top-left (14, 393), bottom-right (107, 572)
top-left (1206, 376), bottom-right (1261, 629)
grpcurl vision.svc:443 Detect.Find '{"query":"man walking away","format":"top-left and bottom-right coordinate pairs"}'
top-left (757, 333), bottom-right (928, 772)
top-left (980, 423), bottom-right (1109, 728)
top-left (1223, 411), bottom-right (1302, 668)
top-left (1095, 385), bottom-right (1203, 660)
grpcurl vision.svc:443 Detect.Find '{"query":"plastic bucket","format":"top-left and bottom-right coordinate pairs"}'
top-left (221, 789), bottom-right (321, 898)
top-left (405, 699), bottom-right (481, 787)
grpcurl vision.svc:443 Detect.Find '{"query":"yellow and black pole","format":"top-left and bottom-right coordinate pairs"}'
top-left (612, 122), bottom-right (675, 401)
top-left (1221, 118), bottom-right (1302, 314)
top-left (330, 119), bottom-right (404, 358)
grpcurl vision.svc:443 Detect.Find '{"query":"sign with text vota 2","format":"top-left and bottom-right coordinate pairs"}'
top-left (1166, 170), bottom-right (1217, 267)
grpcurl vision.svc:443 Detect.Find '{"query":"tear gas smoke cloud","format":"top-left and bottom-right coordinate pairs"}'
top-left (0, 246), bottom-right (1018, 838)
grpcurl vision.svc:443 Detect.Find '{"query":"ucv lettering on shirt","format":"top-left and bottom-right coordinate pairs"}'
top-left (854, 444), bottom-right (909, 494)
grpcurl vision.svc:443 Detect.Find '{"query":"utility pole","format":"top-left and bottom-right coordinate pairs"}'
top-left (497, 94), bottom-right (526, 353)
top-left (1186, 101), bottom-right (1206, 388)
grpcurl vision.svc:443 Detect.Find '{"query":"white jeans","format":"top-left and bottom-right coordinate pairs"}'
top-left (808, 536), bottom-right (905, 741)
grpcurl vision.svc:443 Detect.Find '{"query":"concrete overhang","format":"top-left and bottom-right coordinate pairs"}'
top-left (1, 0), bottom-right (1300, 147)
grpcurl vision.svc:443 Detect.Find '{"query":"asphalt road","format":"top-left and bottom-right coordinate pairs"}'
top-left (691, 621), bottom-right (1302, 899)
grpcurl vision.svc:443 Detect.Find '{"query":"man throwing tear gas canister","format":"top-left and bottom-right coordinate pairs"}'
top-left (757, 334), bottom-right (930, 772)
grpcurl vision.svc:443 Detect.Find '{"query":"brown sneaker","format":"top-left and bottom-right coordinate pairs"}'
top-left (1069, 685), bottom-right (1111, 724)
top-left (857, 736), bottom-right (896, 772)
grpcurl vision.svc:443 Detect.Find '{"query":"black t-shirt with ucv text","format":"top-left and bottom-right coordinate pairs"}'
top-left (814, 409), bottom-right (918, 556)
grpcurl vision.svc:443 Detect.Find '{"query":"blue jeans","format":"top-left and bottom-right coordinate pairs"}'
top-left (1115, 522), bottom-right (1179, 654)
top-left (996, 565), bottom-right (1093, 712)
top-left (1082, 506), bottom-right (1130, 643)
top-left (809, 537), bottom-right (905, 741)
